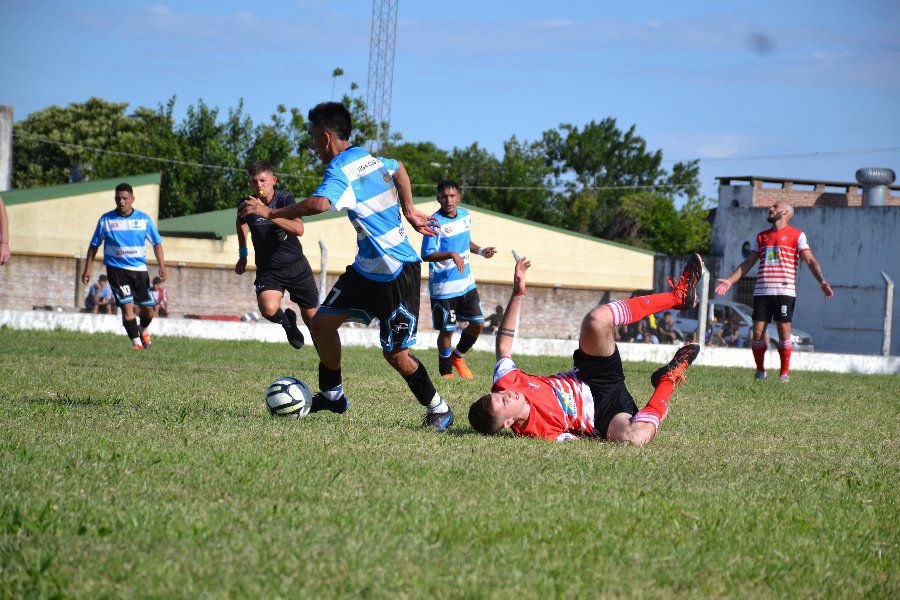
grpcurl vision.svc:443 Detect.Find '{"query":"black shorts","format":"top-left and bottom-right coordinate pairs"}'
top-left (572, 347), bottom-right (638, 439)
top-left (431, 288), bottom-right (484, 332)
top-left (319, 262), bottom-right (421, 351)
top-left (751, 295), bottom-right (796, 323)
top-left (106, 266), bottom-right (155, 307)
top-left (254, 260), bottom-right (319, 309)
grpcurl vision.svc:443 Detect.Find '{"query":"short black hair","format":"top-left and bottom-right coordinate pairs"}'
top-left (308, 102), bottom-right (352, 141)
top-left (115, 183), bottom-right (133, 195)
top-left (247, 160), bottom-right (275, 178)
top-left (437, 179), bottom-right (460, 194)
top-left (152, 277), bottom-right (162, 285)
top-left (98, 274), bottom-right (108, 281)
top-left (664, 311), bottom-right (672, 317)
top-left (468, 394), bottom-right (502, 435)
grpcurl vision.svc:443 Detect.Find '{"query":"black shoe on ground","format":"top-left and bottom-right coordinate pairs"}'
top-left (422, 407), bottom-right (455, 431)
top-left (282, 308), bottom-right (305, 349)
top-left (651, 343), bottom-right (701, 388)
top-left (668, 254), bottom-right (704, 310)
top-left (309, 392), bottom-right (349, 414)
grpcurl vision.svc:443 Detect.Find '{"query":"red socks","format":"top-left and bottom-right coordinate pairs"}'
top-left (606, 292), bottom-right (678, 326)
top-left (750, 339), bottom-right (767, 372)
top-left (777, 339), bottom-right (792, 376)
top-left (631, 379), bottom-right (675, 431)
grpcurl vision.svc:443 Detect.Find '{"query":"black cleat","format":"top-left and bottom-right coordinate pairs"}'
top-left (668, 254), bottom-right (704, 310)
top-left (422, 407), bottom-right (455, 431)
top-left (651, 343), bottom-right (701, 388)
top-left (282, 308), bottom-right (305, 349)
top-left (309, 392), bottom-right (349, 414)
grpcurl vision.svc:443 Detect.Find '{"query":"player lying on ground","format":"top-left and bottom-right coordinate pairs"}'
top-left (468, 255), bottom-right (704, 444)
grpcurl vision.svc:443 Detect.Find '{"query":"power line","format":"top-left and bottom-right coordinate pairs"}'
top-left (662, 146), bottom-right (900, 164)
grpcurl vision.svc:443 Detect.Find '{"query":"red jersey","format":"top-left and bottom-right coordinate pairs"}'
top-left (492, 357), bottom-right (596, 442)
top-left (750, 225), bottom-right (809, 297)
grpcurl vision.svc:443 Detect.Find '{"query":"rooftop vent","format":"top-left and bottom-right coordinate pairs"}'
top-left (855, 168), bottom-right (896, 206)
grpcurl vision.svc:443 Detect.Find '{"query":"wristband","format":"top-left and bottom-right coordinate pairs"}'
top-left (478, 248), bottom-right (489, 257)
top-left (239, 247), bottom-right (248, 258)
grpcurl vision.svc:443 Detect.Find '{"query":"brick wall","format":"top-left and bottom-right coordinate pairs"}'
top-left (748, 180), bottom-right (900, 208)
top-left (0, 256), bottom-right (631, 339)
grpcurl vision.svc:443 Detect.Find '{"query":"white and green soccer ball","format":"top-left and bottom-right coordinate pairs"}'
top-left (265, 377), bottom-right (313, 418)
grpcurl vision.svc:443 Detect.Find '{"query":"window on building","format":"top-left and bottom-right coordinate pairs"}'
top-left (735, 277), bottom-right (756, 306)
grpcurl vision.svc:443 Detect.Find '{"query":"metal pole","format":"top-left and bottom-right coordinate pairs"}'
top-left (0, 106), bottom-right (12, 191)
top-left (318, 240), bottom-right (328, 304)
top-left (881, 271), bottom-right (894, 356)
top-left (697, 265), bottom-right (710, 346)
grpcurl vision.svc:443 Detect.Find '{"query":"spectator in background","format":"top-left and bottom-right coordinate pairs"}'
top-left (0, 195), bottom-right (10, 265)
top-left (656, 311), bottom-right (681, 344)
top-left (483, 305), bottom-right (504, 335)
top-left (85, 275), bottom-right (113, 314)
top-left (152, 277), bottom-right (169, 317)
top-left (634, 319), bottom-right (659, 344)
top-left (716, 313), bottom-right (743, 348)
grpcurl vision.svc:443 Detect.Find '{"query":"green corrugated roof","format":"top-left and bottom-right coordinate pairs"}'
top-left (1, 173), bottom-right (161, 206)
top-left (159, 197), bottom-right (654, 255)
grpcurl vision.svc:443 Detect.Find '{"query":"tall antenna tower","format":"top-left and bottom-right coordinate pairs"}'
top-left (366, 0), bottom-right (398, 153)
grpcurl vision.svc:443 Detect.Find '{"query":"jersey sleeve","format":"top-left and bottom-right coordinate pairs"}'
top-left (377, 157), bottom-right (399, 175)
top-left (421, 225), bottom-right (440, 257)
top-left (89, 218), bottom-right (104, 248)
top-left (493, 357), bottom-right (518, 384)
top-left (145, 217), bottom-right (163, 245)
top-left (312, 163), bottom-right (352, 210)
top-left (796, 231), bottom-right (810, 251)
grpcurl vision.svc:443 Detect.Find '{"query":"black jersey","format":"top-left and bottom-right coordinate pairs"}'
top-left (238, 189), bottom-right (308, 271)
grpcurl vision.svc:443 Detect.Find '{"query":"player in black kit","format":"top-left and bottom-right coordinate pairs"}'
top-left (235, 161), bottom-right (318, 348)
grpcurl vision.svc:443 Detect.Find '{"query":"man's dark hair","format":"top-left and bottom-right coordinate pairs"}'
top-left (98, 274), bottom-right (108, 282)
top-left (308, 102), bottom-right (352, 141)
top-left (664, 311), bottom-right (672, 317)
top-left (115, 183), bottom-right (133, 195)
top-left (437, 179), bottom-right (460, 194)
top-left (247, 160), bottom-right (275, 178)
top-left (468, 394), bottom-right (501, 435)
top-left (152, 277), bottom-right (162, 285)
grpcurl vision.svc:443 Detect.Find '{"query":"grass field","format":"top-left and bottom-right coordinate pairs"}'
top-left (1, 328), bottom-right (897, 598)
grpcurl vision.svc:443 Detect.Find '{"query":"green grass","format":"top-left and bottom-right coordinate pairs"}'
top-left (1, 329), bottom-right (897, 598)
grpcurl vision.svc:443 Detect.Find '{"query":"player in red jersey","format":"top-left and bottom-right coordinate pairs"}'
top-left (468, 256), bottom-right (703, 445)
top-left (715, 202), bottom-right (833, 382)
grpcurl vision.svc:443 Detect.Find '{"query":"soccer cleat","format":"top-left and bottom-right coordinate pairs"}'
top-left (132, 343), bottom-right (144, 351)
top-left (441, 373), bottom-right (454, 379)
top-left (282, 308), bottom-right (305, 349)
top-left (780, 373), bottom-right (790, 383)
top-left (650, 343), bottom-right (700, 388)
top-left (308, 392), bottom-right (349, 414)
top-left (449, 354), bottom-right (474, 379)
top-left (422, 407), bottom-right (455, 431)
top-left (140, 331), bottom-right (152, 350)
top-left (755, 371), bottom-right (767, 380)
top-left (667, 253), bottom-right (704, 310)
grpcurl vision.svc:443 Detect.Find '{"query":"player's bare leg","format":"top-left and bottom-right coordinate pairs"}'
top-left (578, 304), bottom-right (617, 358)
top-left (775, 321), bottom-right (792, 382)
top-left (437, 330), bottom-right (455, 378)
top-left (750, 320), bottom-right (768, 379)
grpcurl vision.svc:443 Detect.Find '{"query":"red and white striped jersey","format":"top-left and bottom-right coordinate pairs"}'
top-left (492, 357), bottom-right (596, 442)
top-left (751, 225), bottom-right (810, 297)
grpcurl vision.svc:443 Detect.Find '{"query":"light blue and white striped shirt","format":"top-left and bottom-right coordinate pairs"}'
top-left (313, 146), bottom-right (420, 282)
top-left (421, 208), bottom-right (476, 300)
top-left (89, 209), bottom-right (162, 271)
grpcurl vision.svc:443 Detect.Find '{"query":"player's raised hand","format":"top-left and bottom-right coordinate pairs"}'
top-left (513, 257), bottom-right (531, 297)
top-left (240, 196), bottom-right (271, 220)
top-left (715, 279), bottom-right (732, 296)
top-left (404, 209), bottom-right (440, 236)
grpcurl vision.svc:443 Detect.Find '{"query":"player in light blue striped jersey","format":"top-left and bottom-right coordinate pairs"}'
top-left (81, 183), bottom-right (167, 350)
top-left (240, 102), bottom-right (455, 430)
top-left (422, 179), bottom-right (496, 379)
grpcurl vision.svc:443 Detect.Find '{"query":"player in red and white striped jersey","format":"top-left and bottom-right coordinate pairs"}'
top-left (716, 202), bottom-right (833, 382)
top-left (468, 256), bottom-right (702, 445)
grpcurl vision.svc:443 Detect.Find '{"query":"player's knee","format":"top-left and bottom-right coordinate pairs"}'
top-left (585, 305), bottom-right (614, 333)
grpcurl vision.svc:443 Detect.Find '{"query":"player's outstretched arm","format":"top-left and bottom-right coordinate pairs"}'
top-left (240, 196), bottom-right (330, 221)
top-left (715, 251), bottom-right (760, 295)
top-left (496, 257), bottom-right (531, 360)
top-left (800, 249), bottom-right (833, 298)
top-left (470, 241), bottom-right (496, 259)
top-left (235, 219), bottom-right (249, 275)
top-left (422, 251), bottom-right (465, 273)
top-left (393, 162), bottom-right (438, 236)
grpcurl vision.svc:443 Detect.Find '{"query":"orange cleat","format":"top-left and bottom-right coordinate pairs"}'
top-left (651, 343), bottom-right (700, 388)
top-left (667, 254), bottom-right (704, 310)
top-left (140, 331), bottom-right (152, 350)
top-left (441, 373), bottom-right (454, 379)
top-left (132, 343), bottom-right (144, 351)
top-left (449, 354), bottom-right (474, 379)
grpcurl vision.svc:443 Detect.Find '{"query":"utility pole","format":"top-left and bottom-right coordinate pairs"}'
top-left (366, 0), bottom-right (398, 153)
top-left (0, 106), bottom-right (12, 191)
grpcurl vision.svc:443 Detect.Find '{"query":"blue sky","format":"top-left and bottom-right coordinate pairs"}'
top-left (2, 0), bottom-right (898, 197)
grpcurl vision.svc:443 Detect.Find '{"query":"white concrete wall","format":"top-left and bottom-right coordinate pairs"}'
top-left (2, 310), bottom-right (897, 375)
top-left (711, 205), bottom-right (900, 356)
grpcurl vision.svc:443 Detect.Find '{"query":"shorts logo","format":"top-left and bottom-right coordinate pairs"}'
top-left (391, 322), bottom-right (409, 333)
top-left (781, 304), bottom-right (788, 316)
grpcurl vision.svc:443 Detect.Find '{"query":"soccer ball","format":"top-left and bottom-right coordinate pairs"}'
top-left (265, 377), bottom-right (314, 418)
